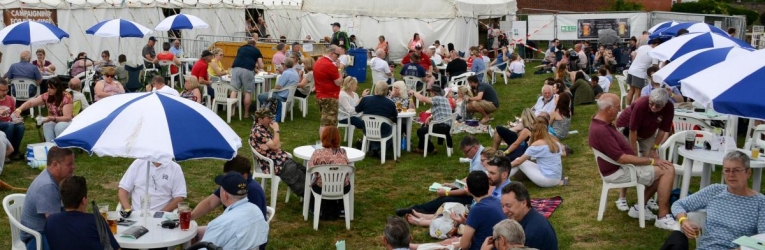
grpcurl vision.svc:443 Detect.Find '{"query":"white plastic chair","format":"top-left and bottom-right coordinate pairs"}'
top-left (158, 60), bottom-right (180, 89)
top-left (309, 165), bottom-right (354, 230)
top-left (592, 148), bottom-right (647, 228)
top-left (402, 76), bottom-right (424, 108)
top-left (3, 194), bottom-right (42, 250)
top-left (211, 82), bottom-right (242, 123)
top-left (447, 72), bottom-right (474, 89)
top-left (660, 132), bottom-right (704, 189)
top-left (424, 113), bottom-right (457, 157)
top-left (142, 58), bottom-right (159, 83)
top-left (10, 78), bottom-right (41, 117)
top-left (614, 75), bottom-right (628, 109)
top-left (337, 109), bottom-right (355, 148)
top-left (491, 61), bottom-right (509, 85)
top-left (267, 85), bottom-right (297, 122)
top-left (266, 206), bottom-right (275, 223)
top-left (360, 115), bottom-right (397, 164)
top-left (250, 146), bottom-right (292, 209)
top-left (294, 84), bottom-right (312, 118)
top-left (673, 115), bottom-right (713, 132)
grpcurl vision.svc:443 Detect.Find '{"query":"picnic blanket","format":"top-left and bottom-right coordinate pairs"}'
top-left (531, 196), bottom-right (563, 219)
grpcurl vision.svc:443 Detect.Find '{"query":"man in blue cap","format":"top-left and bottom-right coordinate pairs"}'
top-left (201, 172), bottom-right (269, 250)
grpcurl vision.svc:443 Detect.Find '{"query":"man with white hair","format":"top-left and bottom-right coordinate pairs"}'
top-left (589, 93), bottom-right (677, 230)
top-left (479, 219), bottom-right (536, 250)
top-left (370, 48), bottom-right (392, 84)
top-left (382, 216), bottom-right (412, 250)
top-left (5, 51), bottom-right (42, 97)
top-left (531, 85), bottom-right (555, 117)
top-left (574, 43), bottom-right (588, 70)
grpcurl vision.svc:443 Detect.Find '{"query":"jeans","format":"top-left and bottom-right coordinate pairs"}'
top-left (25, 234), bottom-right (50, 250)
top-left (257, 93), bottom-right (286, 107)
top-left (416, 124), bottom-right (452, 151)
top-left (495, 126), bottom-right (527, 161)
top-left (0, 122), bottom-right (25, 154)
top-left (411, 195), bottom-right (474, 214)
top-left (43, 121), bottom-right (70, 142)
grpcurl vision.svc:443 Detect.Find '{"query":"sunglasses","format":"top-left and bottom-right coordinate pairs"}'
top-left (104, 75), bottom-right (115, 78)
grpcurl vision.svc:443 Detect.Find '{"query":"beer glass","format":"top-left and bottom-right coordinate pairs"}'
top-left (178, 202), bottom-right (191, 231)
top-left (107, 212), bottom-right (119, 234)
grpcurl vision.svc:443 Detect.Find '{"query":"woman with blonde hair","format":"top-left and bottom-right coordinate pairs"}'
top-left (295, 56), bottom-right (315, 99)
top-left (207, 48), bottom-right (228, 77)
top-left (453, 85), bottom-right (473, 121)
top-left (492, 108), bottom-right (535, 161)
top-left (510, 116), bottom-right (567, 187)
top-left (93, 67), bottom-right (125, 101)
top-left (181, 76), bottom-right (202, 104)
top-left (388, 81), bottom-right (414, 110)
top-left (339, 76), bottom-right (369, 130)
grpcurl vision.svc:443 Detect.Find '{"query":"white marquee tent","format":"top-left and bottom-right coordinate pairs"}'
top-left (0, 0), bottom-right (515, 75)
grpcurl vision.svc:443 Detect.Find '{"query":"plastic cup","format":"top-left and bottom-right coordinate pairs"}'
top-left (107, 212), bottom-right (119, 234)
top-left (97, 203), bottom-right (109, 219)
top-left (753, 147), bottom-right (760, 159)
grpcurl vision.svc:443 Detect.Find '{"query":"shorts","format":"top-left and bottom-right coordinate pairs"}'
top-left (317, 98), bottom-right (339, 126)
top-left (602, 165), bottom-right (655, 186)
top-left (626, 74), bottom-right (647, 89)
top-left (621, 128), bottom-right (657, 157)
top-left (472, 100), bottom-right (498, 113)
top-left (230, 67), bottom-right (256, 93)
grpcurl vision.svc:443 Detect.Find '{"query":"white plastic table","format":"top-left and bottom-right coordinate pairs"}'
top-left (677, 147), bottom-right (765, 199)
top-left (115, 212), bottom-right (197, 250)
top-left (293, 146), bottom-right (365, 222)
top-left (741, 233), bottom-right (765, 250)
top-left (397, 111), bottom-right (416, 157)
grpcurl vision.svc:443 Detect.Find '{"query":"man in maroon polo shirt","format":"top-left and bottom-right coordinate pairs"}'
top-left (588, 93), bottom-right (677, 230)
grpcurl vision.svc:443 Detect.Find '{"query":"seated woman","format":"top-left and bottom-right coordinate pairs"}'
top-left (663, 151), bottom-right (765, 250)
top-left (510, 116), bottom-right (567, 187)
top-left (413, 85), bottom-right (453, 154)
top-left (554, 64), bottom-right (570, 87)
top-left (93, 67), bottom-right (125, 102)
top-left (96, 50), bottom-right (115, 70)
top-left (15, 78), bottom-right (73, 142)
top-left (156, 42), bottom-right (181, 77)
top-left (70, 52), bottom-right (94, 78)
top-left (338, 76), bottom-right (368, 130)
top-left (180, 76), bottom-right (202, 104)
top-left (308, 126), bottom-right (351, 220)
top-left (569, 71), bottom-right (594, 105)
top-left (388, 81), bottom-right (415, 110)
top-left (295, 57), bottom-right (315, 99)
top-left (453, 85), bottom-right (473, 121)
top-left (33, 49), bottom-right (55, 76)
top-left (552, 79), bottom-right (574, 116)
top-left (506, 53), bottom-right (525, 79)
top-left (207, 48), bottom-right (228, 78)
top-left (492, 108), bottom-right (535, 162)
top-left (549, 93), bottom-right (572, 140)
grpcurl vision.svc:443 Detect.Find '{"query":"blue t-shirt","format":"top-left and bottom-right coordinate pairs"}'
top-left (275, 68), bottom-right (300, 99)
top-left (471, 57), bottom-right (486, 82)
top-left (7, 61), bottom-right (42, 81)
top-left (45, 211), bottom-right (120, 250)
top-left (400, 63), bottom-right (426, 78)
top-left (20, 170), bottom-right (62, 241)
top-left (214, 178), bottom-right (268, 218)
top-left (519, 209), bottom-right (559, 250)
top-left (232, 44), bottom-right (263, 70)
top-left (495, 52), bottom-right (511, 70)
top-left (465, 196), bottom-right (504, 250)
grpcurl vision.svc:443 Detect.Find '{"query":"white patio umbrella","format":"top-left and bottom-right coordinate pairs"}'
top-left (86, 18), bottom-right (152, 54)
top-left (0, 20), bottom-right (69, 45)
top-left (648, 32), bottom-right (753, 62)
top-left (652, 47), bottom-right (751, 86)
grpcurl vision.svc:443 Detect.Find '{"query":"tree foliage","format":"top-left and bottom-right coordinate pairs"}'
top-left (671, 0), bottom-right (759, 25)
top-left (611, 0), bottom-right (644, 11)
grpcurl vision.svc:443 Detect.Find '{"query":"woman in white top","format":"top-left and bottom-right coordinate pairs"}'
top-left (338, 76), bottom-right (369, 129)
top-left (510, 116), bottom-right (567, 188)
top-left (507, 53), bottom-right (525, 79)
top-left (295, 57), bottom-right (315, 99)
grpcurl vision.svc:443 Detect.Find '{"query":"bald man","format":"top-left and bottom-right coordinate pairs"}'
top-left (5, 51), bottom-right (42, 99)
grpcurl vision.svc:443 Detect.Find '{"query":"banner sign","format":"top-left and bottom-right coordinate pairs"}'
top-left (4, 8), bottom-right (58, 26)
top-left (577, 18), bottom-right (630, 39)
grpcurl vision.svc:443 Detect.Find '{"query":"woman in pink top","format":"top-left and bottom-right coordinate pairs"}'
top-left (408, 33), bottom-right (424, 52)
top-left (93, 67), bottom-right (125, 101)
top-left (15, 78), bottom-right (73, 142)
top-left (308, 126), bottom-right (350, 219)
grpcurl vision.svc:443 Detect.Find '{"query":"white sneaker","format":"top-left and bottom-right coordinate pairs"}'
top-left (647, 198), bottom-right (659, 210)
top-left (615, 198), bottom-right (629, 212)
top-left (627, 205), bottom-right (656, 220)
top-left (655, 214), bottom-right (677, 230)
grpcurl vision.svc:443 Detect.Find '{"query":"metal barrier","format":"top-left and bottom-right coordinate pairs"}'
top-left (196, 35), bottom-right (332, 57)
top-left (151, 36), bottom-right (211, 59)
top-left (649, 11), bottom-right (746, 41)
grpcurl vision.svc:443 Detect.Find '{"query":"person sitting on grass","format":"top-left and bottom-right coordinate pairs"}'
top-left (499, 182), bottom-right (559, 249)
top-left (410, 171), bottom-right (505, 250)
top-left (492, 108), bottom-right (535, 161)
top-left (570, 71), bottom-right (594, 105)
top-left (383, 216), bottom-right (412, 250)
top-left (510, 116), bottom-right (568, 188)
top-left (549, 93), bottom-right (572, 140)
top-left (478, 219), bottom-right (536, 250)
top-left (466, 75), bottom-right (499, 124)
top-left (661, 151), bottom-right (765, 250)
top-left (591, 75), bottom-right (604, 99)
top-left (532, 85), bottom-right (556, 117)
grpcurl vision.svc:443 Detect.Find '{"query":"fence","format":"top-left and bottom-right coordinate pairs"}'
top-left (649, 11), bottom-right (746, 41)
top-left (151, 36), bottom-right (211, 59)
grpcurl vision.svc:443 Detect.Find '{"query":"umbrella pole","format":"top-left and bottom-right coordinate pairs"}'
top-left (144, 160), bottom-right (150, 225)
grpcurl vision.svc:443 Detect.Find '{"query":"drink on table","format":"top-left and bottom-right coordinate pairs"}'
top-left (107, 212), bottom-right (119, 234)
top-left (753, 146), bottom-right (760, 159)
top-left (684, 131), bottom-right (695, 150)
top-left (395, 101), bottom-right (402, 112)
top-left (98, 203), bottom-right (109, 219)
top-left (178, 202), bottom-right (191, 231)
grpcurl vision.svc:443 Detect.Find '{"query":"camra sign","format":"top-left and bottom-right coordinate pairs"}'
top-left (3, 8), bottom-right (58, 26)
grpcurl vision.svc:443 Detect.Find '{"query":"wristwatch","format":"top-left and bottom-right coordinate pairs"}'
top-left (274, 130), bottom-right (280, 133)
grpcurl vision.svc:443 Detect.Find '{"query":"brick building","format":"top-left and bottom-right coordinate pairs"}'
top-left (517, 0), bottom-right (674, 13)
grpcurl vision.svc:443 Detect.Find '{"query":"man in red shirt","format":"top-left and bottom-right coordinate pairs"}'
top-left (616, 88), bottom-right (674, 159)
top-left (191, 50), bottom-right (213, 86)
top-left (401, 44), bottom-right (432, 73)
top-left (589, 93), bottom-right (677, 230)
top-left (313, 45), bottom-right (343, 136)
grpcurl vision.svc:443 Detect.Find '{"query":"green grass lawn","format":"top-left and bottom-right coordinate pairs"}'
top-left (0, 62), bottom-right (752, 249)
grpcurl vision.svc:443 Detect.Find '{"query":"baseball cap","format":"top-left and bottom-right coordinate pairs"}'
top-left (430, 85), bottom-right (444, 96)
top-left (215, 172), bottom-right (248, 196)
top-left (415, 44), bottom-right (422, 50)
top-left (254, 108), bottom-right (275, 118)
top-left (148, 36), bottom-right (157, 42)
top-left (331, 22), bottom-right (341, 28)
top-left (428, 45), bottom-right (436, 50)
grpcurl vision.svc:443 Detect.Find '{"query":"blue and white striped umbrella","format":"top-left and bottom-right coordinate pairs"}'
top-left (53, 92), bottom-right (241, 163)
top-left (648, 32), bottom-right (753, 62)
top-left (679, 49), bottom-right (765, 120)
top-left (649, 22), bottom-right (728, 39)
top-left (154, 14), bottom-right (209, 31)
top-left (648, 21), bottom-right (679, 34)
top-left (86, 19), bottom-right (152, 38)
top-left (652, 47), bottom-right (751, 86)
top-left (0, 20), bottom-right (69, 45)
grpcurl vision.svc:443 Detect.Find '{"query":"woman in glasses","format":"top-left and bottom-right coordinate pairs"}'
top-left (509, 116), bottom-right (567, 188)
top-left (662, 151), bottom-right (765, 250)
top-left (33, 49), bottom-right (55, 75)
top-left (95, 50), bottom-right (114, 70)
top-left (93, 67), bottom-right (125, 102)
top-left (14, 78), bottom-right (73, 141)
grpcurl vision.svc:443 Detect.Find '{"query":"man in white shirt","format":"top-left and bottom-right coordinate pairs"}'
top-left (148, 75), bottom-right (180, 96)
top-left (532, 85), bottom-right (555, 117)
top-left (118, 159), bottom-right (187, 212)
top-left (370, 48), bottom-right (392, 84)
top-left (427, 46), bottom-right (442, 66)
top-left (626, 38), bottom-right (661, 105)
top-left (575, 43), bottom-right (588, 71)
top-left (67, 78), bottom-right (89, 110)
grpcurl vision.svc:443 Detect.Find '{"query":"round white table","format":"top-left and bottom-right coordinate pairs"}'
top-left (397, 111), bottom-right (417, 157)
top-left (292, 146), bottom-right (365, 222)
top-left (741, 233), bottom-right (765, 250)
top-left (677, 147), bottom-right (765, 199)
top-left (116, 212), bottom-right (197, 250)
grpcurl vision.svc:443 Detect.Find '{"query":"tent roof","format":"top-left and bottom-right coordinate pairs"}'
top-left (0, 0), bottom-right (301, 9)
top-left (299, 0), bottom-right (516, 19)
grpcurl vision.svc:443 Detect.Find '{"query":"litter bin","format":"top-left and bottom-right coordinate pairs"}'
top-left (346, 48), bottom-right (368, 83)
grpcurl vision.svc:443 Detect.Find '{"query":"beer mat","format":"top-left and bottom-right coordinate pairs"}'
top-left (531, 196), bottom-right (563, 219)
top-left (164, 213), bottom-right (179, 220)
top-left (733, 236), bottom-right (765, 250)
top-left (120, 226), bottom-right (149, 239)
